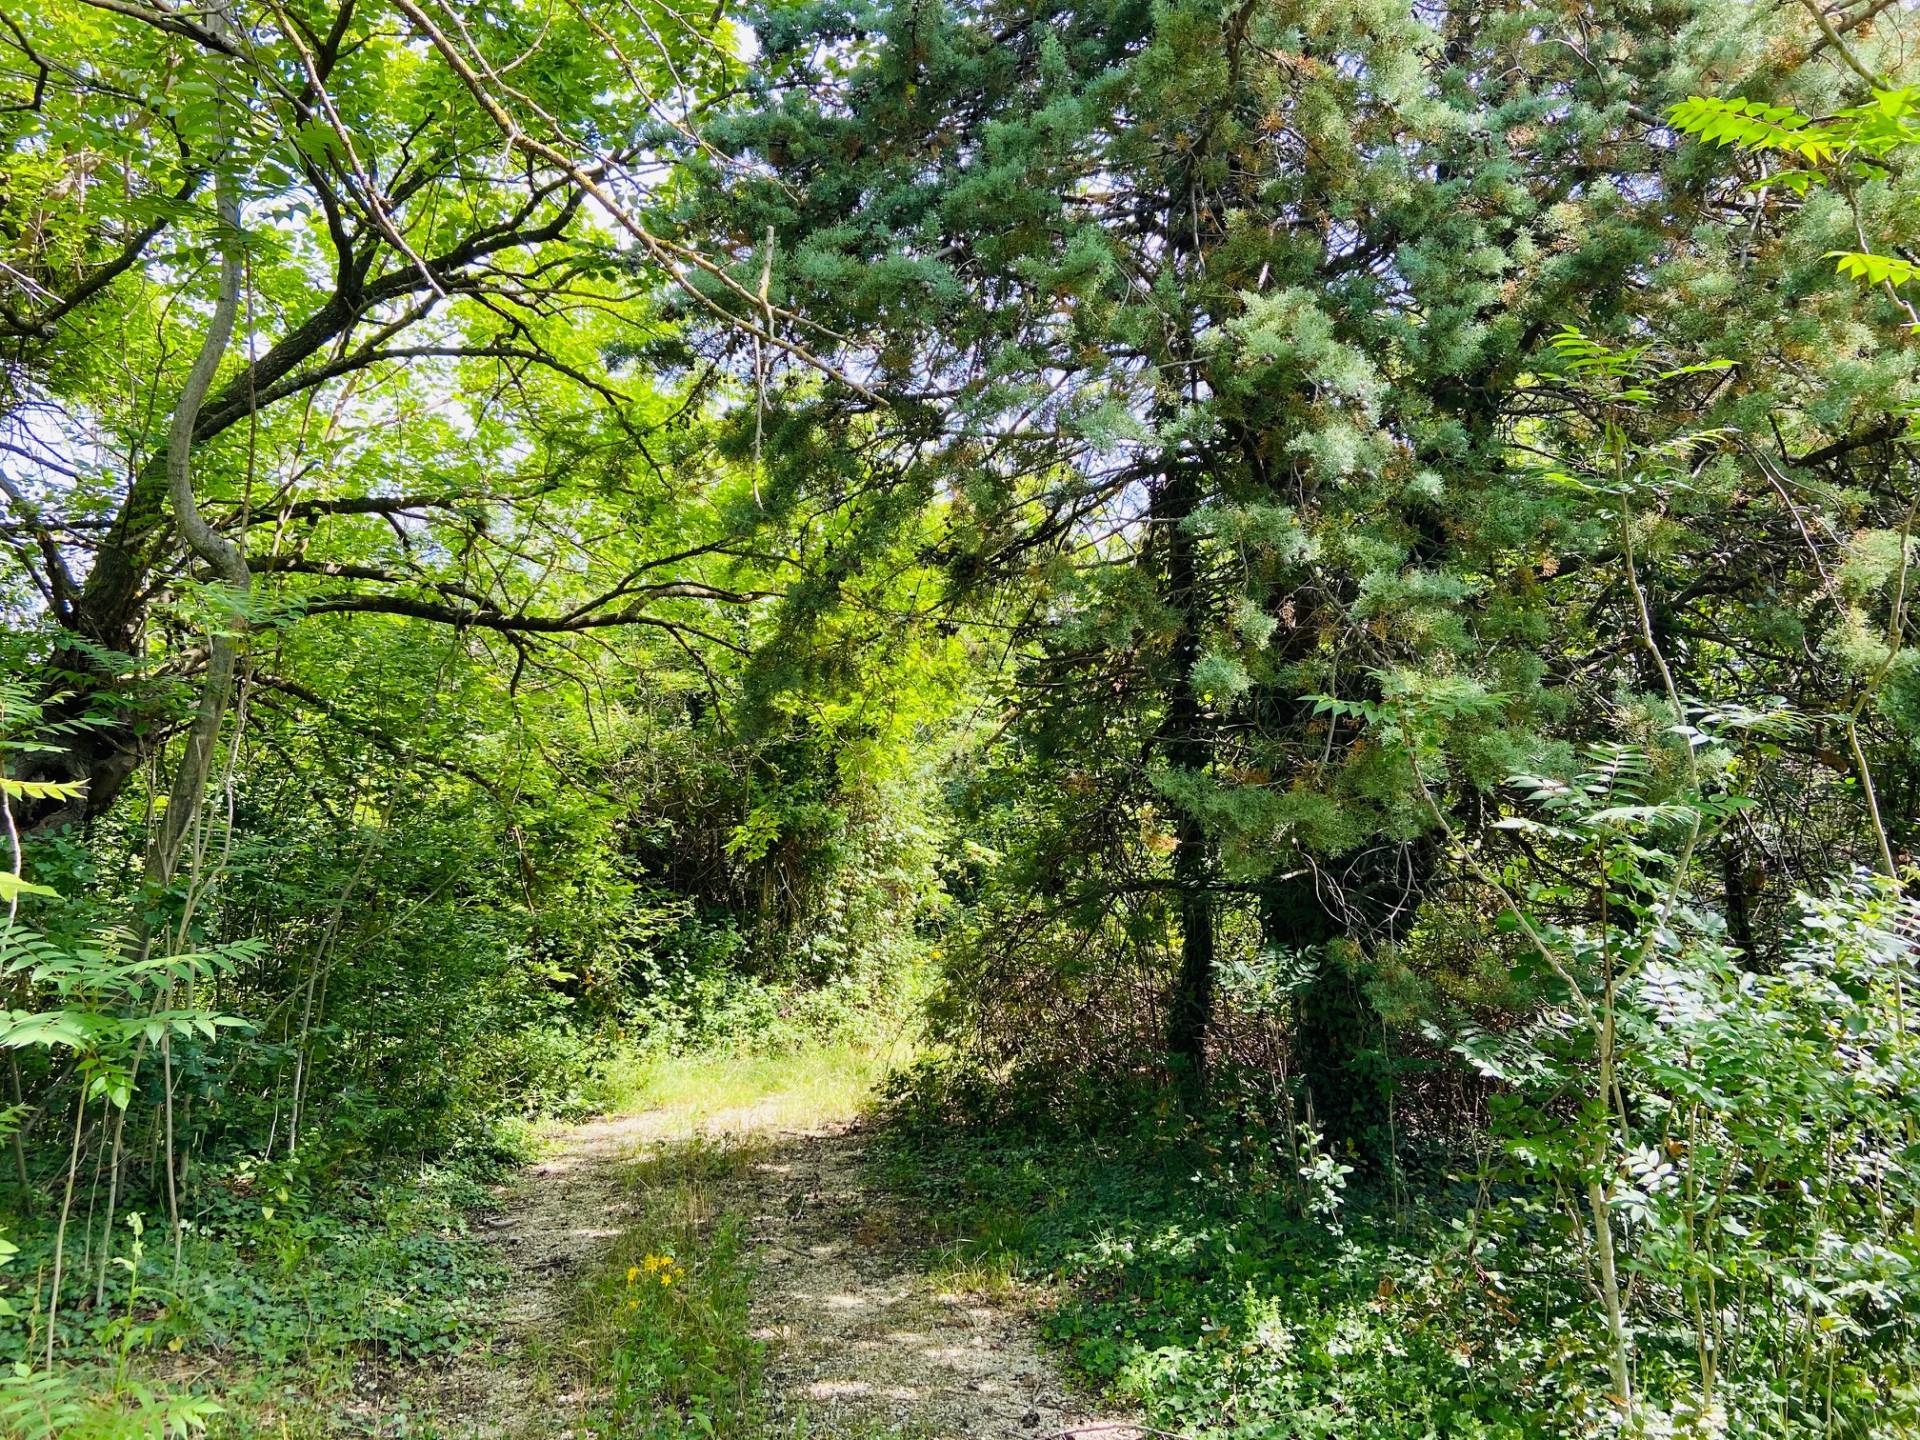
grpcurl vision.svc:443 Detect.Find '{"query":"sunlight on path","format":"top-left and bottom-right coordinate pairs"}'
top-left (404, 1053), bottom-right (1141, 1439)
top-left (404, 1108), bottom-right (665, 1434)
top-left (730, 1124), bottom-right (1140, 1439)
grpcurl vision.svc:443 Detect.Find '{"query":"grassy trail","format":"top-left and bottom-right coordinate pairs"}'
top-left (367, 1046), bottom-right (1134, 1440)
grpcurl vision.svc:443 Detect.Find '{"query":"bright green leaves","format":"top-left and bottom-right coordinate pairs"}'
top-left (1830, 250), bottom-right (1920, 288)
top-left (1190, 649), bottom-right (1252, 704)
top-left (1839, 526), bottom-right (1918, 600)
top-left (1671, 84), bottom-right (1920, 166)
top-left (0, 874), bottom-right (57, 905)
top-left (0, 776), bottom-right (84, 804)
top-left (724, 804), bottom-right (783, 864)
top-left (1668, 95), bottom-right (1839, 164)
top-left (1541, 326), bottom-right (1735, 398)
top-left (0, 928), bottom-right (256, 1110)
top-left (1218, 289), bottom-right (1386, 415)
top-left (1671, 86), bottom-right (1920, 304)
top-left (289, 118), bottom-right (349, 169)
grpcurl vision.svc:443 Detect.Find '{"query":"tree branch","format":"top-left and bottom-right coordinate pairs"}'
top-left (298, 591), bottom-right (752, 651)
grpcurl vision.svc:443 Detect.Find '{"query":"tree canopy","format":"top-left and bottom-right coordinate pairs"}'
top-left (2, 0), bottom-right (1919, 1434)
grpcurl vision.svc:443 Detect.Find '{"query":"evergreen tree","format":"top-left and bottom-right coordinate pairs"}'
top-left (667, 0), bottom-right (1916, 1110)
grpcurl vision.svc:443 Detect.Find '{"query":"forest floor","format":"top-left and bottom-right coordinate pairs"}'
top-left (382, 1049), bottom-right (1137, 1439)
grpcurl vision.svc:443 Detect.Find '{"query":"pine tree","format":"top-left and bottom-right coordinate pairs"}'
top-left (668, 0), bottom-right (1918, 1108)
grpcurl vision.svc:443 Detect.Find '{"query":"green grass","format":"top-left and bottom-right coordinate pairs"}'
top-left (553, 1134), bottom-right (769, 1439)
top-left (920, 1235), bottom-right (1022, 1299)
top-left (874, 1110), bottom-right (1571, 1440)
top-left (589, 1038), bottom-right (912, 1135)
top-left (6, 1037), bottom-right (909, 1439)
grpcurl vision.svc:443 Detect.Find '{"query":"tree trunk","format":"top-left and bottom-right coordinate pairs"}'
top-left (1721, 835), bottom-right (1757, 964)
top-left (1258, 872), bottom-right (1363, 1137)
top-left (143, 165), bottom-right (248, 895)
top-left (1157, 464), bottom-right (1216, 1097)
top-left (1265, 845), bottom-right (1432, 1156)
top-left (23, 296), bottom-right (362, 834)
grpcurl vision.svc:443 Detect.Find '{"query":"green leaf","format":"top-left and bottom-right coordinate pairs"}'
top-left (0, 873), bottom-right (57, 903)
top-left (1829, 250), bottom-right (1920, 288)
top-left (0, 776), bottom-right (87, 801)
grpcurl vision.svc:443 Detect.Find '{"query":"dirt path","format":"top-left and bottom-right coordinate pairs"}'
top-left (412, 1102), bottom-right (1137, 1439)
top-left (389, 1109), bottom-right (666, 1434)
top-left (736, 1121), bottom-right (1130, 1438)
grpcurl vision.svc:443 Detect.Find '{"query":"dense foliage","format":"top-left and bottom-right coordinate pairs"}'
top-left (1, 0), bottom-right (1917, 1434)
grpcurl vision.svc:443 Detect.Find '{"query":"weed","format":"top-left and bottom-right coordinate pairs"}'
top-left (552, 1137), bottom-right (762, 1434)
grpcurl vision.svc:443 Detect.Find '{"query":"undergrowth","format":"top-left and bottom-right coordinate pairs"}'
top-left (879, 1074), bottom-right (1920, 1439)
top-left (2, 1159), bottom-right (505, 1438)
top-left (874, 1060), bottom-right (1611, 1440)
